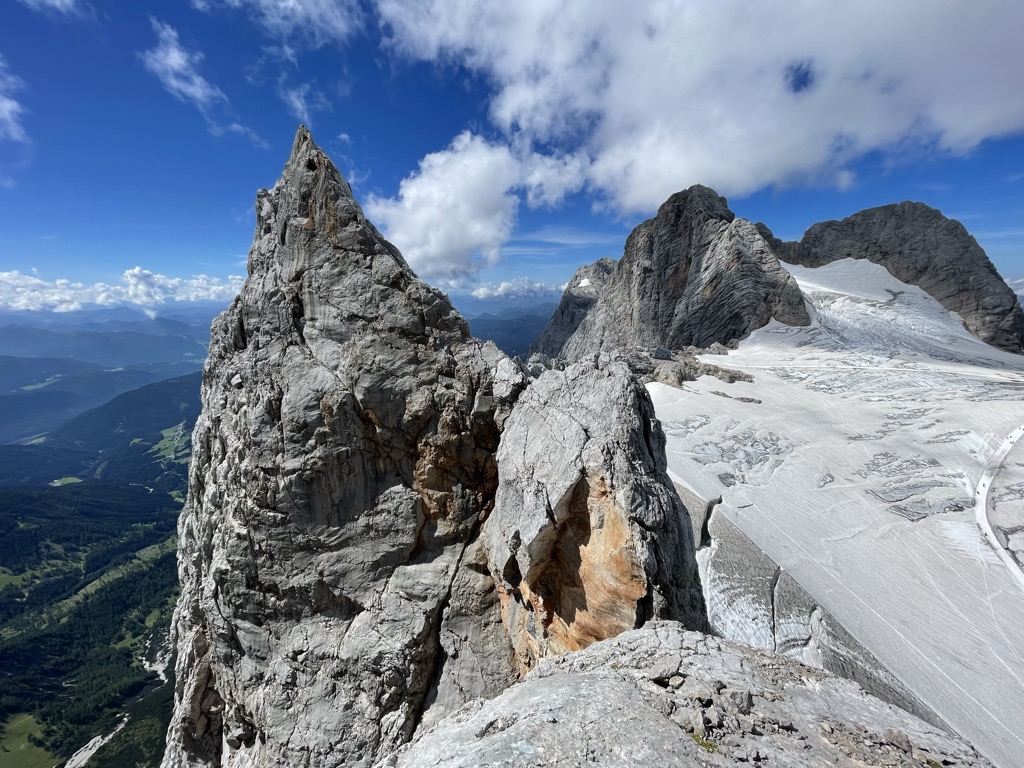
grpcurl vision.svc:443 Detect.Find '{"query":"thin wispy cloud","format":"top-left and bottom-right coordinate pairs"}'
top-left (0, 268), bottom-right (245, 312)
top-left (15, 0), bottom-right (81, 14)
top-left (139, 18), bottom-right (263, 146)
top-left (0, 56), bottom-right (28, 143)
top-left (277, 79), bottom-right (330, 125)
top-left (512, 227), bottom-right (623, 247)
top-left (193, 0), bottom-right (363, 49)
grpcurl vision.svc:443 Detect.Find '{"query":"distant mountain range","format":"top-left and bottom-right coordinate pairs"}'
top-left (464, 302), bottom-right (558, 359)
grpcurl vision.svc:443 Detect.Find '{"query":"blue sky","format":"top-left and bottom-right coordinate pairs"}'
top-left (1, 0), bottom-right (1023, 312)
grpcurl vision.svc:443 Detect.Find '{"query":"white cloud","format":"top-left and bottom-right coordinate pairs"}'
top-left (469, 277), bottom-right (563, 301)
top-left (15, 0), bottom-right (80, 14)
top-left (365, 132), bottom-right (521, 288)
top-left (377, 0), bottom-right (1024, 214)
top-left (0, 268), bottom-right (244, 312)
top-left (140, 20), bottom-right (226, 111)
top-left (193, 0), bottom-right (362, 49)
top-left (0, 56), bottom-right (28, 143)
top-left (278, 80), bottom-right (330, 125)
top-left (140, 18), bottom-right (263, 145)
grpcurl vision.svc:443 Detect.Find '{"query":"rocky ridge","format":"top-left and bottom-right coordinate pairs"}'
top-left (484, 358), bottom-right (709, 675)
top-left (761, 202), bottom-right (1024, 353)
top-left (532, 185), bottom-right (810, 361)
top-left (163, 128), bottom-right (707, 768)
top-left (164, 127), bottom-right (997, 768)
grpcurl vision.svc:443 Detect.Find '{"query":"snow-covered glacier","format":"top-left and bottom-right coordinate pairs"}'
top-left (649, 258), bottom-right (1024, 768)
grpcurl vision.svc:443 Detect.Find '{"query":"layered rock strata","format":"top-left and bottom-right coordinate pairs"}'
top-left (763, 202), bottom-right (1024, 353)
top-left (532, 185), bottom-right (810, 361)
top-left (383, 623), bottom-right (990, 767)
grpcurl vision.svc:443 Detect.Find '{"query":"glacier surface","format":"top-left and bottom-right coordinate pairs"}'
top-left (649, 258), bottom-right (1024, 768)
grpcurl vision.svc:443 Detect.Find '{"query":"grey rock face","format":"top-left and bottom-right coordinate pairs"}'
top-left (162, 127), bottom-right (526, 768)
top-left (163, 128), bottom-right (713, 768)
top-left (384, 623), bottom-right (990, 767)
top-left (531, 258), bottom-right (615, 358)
top-left (483, 358), bottom-right (709, 674)
top-left (532, 185), bottom-right (810, 361)
top-left (770, 202), bottom-right (1024, 353)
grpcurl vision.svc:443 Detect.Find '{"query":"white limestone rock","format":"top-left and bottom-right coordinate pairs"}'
top-left (382, 623), bottom-right (990, 767)
top-left (483, 358), bottom-right (709, 674)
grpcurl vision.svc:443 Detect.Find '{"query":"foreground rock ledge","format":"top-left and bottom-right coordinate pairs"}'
top-left (382, 623), bottom-right (991, 768)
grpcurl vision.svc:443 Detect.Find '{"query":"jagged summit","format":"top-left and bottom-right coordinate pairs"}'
top-left (768, 201), bottom-right (1024, 353)
top-left (533, 184), bottom-right (810, 360)
top-left (660, 182), bottom-right (736, 223)
top-left (163, 125), bottom-right (520, 767)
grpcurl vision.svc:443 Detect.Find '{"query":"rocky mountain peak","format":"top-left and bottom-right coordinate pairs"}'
top-left (657, 183), bottom-right (736, 225)
top-left (772, 200), bottom-right (1024, 353)
top-left (163, 128), bottom-right (708, 768)
top-left (533, 184), bottom-right (810, 360)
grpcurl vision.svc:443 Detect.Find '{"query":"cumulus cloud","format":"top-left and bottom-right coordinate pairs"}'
top-left (365, 131), bottom-right (521, 288)
top-left (0, 56), bottom-right (28, 144)
top-left (140, 18), bottom-right (263, 145)
top-left (193, 0), bottom-right (362, 49)
top-left (377, 0), bottom-right (1024, 213)
top-left (0, 268), bottom-right (244, 312)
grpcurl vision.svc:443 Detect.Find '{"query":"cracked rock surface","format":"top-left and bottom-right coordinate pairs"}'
top-left (162, 127), bottom-right (527, 768)
top-left (382, 623), bottom-right (991, 768)
top-left (163, 128), bottom-right (710, 768)
top-left (483, 357), bottom-right (709, 674)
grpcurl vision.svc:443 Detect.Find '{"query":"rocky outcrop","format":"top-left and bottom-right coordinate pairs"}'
top-left (766, 202), bottom-right (1024, 353)
top-left (163, 127), bottom-right (528, 768)
top-left (532, 185), bottom-right (810, 361)
top-left (531, 258), bottom-right (615, 358)
top-left (483, 358), bottom-right (708, 674)
top-left (163, 128), bottom-right (709, 768)
top-left (383, 622), bottom-right (991, 767)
